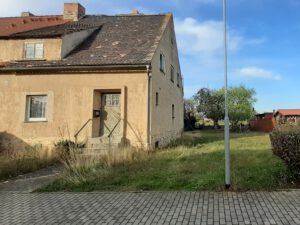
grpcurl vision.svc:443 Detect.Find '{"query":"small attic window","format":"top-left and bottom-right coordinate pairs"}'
top-left (24, 43), bottom-right (44, 60)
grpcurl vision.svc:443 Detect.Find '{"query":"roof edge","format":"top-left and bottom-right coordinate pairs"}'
top-left (0, 63), bottom-right (151, 74)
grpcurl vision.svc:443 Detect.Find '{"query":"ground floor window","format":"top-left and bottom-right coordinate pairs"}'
top-left (26, 95), bottom-right (47, 121)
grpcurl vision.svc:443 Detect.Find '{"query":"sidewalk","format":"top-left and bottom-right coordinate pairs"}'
top-left (0, 164), bottom-right (63, 192)
top-left (0, 191), bottom-right (299, 224)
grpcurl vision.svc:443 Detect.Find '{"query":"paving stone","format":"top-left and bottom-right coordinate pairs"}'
top-left (0, 191), bottom-right (299, 224)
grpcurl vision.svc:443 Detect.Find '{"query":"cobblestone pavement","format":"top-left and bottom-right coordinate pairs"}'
top-left (0, 165), bottom-right (64, 192)
top-left (0, 191), bottom-right (300, 225)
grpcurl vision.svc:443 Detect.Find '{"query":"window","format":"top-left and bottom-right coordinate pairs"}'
top-left (103, 94), bottom-right (120, 106)
top-left (177, 73), bottom-right (180, 87)
top-left (27, 95), bottom-right (47, 122)
top-left (24, 43), bottom-right (44, 59)
top-left (170, 65), bottom-right (174, 82)
top-left (172, 104), bottom-right (175, 119)
top-left (155, 92), bottom-right (159, 106)
top-left (159, 53), bottom-right (165, 73)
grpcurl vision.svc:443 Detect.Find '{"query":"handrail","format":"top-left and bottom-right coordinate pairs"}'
top-left (74, 118), bottom-right (92, 143)
top-left (108, 119), bottom-right (122, 138)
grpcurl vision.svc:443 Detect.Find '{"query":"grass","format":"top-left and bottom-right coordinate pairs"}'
top-left (39, 130), bottom-right (298, 192)
top-left (0, 145), bottom-right (58, 181)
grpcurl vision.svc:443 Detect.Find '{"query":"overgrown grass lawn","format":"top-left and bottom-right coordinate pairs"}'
top-left (0, 148), bottom-right (58, 181)
top-left (40, 131), bottom-right (297, 192)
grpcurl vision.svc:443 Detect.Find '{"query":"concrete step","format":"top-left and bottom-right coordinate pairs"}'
top-left (88, 136), bottom-right (121, 148)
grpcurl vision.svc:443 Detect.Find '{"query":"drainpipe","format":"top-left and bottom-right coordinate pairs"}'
top-left (146, 65), bottom-right (152, 150)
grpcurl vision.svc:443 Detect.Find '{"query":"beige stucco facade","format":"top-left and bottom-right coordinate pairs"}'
top-left (0, 29), bottom-right (96, 62)
top-left (149, 15), bottom-right (184, 147)
top-left (0, 14), bottom-right (184, 151)
top-left (0, 72), bottom-right (149, 151)
top-left (0, 38), bottom-right (62, 62)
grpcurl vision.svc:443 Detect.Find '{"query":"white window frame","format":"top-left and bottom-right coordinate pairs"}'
top-left (24, 42), bottom-right (44, 60)
top-left (160, 53), bottom-right (166, 73)
top-left (26, 95), bottom-right (47, 122)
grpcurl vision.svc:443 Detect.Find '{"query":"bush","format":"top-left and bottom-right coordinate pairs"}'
top-left (269, 125), bottom-right (300, 179)
top-left (54, 140), bottom-right (85, 163)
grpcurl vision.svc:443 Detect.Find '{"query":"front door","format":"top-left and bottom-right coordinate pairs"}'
top-left (100, 93), bottom-right (121, 138)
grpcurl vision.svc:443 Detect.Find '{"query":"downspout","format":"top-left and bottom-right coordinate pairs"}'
top-left (146, 65), bottom-right (152, 150)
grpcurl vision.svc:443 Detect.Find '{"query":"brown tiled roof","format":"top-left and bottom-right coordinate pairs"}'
top-left (275, 109), bottom-right (300, 116)
top-left (9, 22), bottom-right (101, 38)
top-left (2, 14), bottom-right (168, 69)
top-left (0, 16), bottom-right (70, 37)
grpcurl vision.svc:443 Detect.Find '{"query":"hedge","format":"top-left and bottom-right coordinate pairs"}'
top-left (269, 125), bottom-right (300, 179)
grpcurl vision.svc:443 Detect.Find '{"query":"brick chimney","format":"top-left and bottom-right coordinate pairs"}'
top-left (63, 3), bottom-right (85, 21)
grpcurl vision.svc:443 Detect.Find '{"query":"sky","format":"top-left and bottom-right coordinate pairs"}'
top-left (1, 0), bottom-right (300, 113)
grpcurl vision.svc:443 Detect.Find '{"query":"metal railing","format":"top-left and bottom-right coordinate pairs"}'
top-left (74, 118), bottom-right (92, 144)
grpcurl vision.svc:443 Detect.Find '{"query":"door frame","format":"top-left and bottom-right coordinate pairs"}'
top-left (91, 86), bottom-right (126, 140)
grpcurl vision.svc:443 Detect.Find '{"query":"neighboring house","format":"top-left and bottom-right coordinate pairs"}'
top-left (0, 3), bottom-right (184, 151)
top-left (274, 109), bottom-right (300, 124)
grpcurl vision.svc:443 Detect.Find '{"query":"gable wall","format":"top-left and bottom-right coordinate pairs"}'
top-left (150, 15), bottom-right (184, 148)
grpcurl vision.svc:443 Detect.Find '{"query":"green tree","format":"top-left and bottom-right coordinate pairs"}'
top-left (227, 85), bottom-right (256, 129)
top-left (184, 99), bottom-right (197, 130)
top-left (193, 88), bottom-right (224, 127)
top-left (194, 86), bottom-right (256, 129)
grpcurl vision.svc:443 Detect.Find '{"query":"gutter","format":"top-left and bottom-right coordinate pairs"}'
top-left (146, 64), bottom-right (152, 150)
top-left (0, 64), bottom-right (149, 74)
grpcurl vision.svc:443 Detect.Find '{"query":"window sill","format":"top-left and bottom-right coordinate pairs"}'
top-left (160, 69), bottom-right (165, 74)
top-left (25, 119), bottom-right (48, 123)
top-left (17, 59), bottom-right (46, 62)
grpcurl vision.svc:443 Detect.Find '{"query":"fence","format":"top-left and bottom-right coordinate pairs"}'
top-left (250, 117), bottom-right (276, 133)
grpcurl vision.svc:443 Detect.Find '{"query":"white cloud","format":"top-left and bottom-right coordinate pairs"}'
top-left (238, 67), bottom-right (281, 80)
top-left (174, 17), bottom-right (265, 55)
top-left (0, 0), bottom-right (133, 17)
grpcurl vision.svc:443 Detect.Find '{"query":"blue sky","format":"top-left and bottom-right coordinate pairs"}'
top-left (2, 0), bottom-right (300, 113)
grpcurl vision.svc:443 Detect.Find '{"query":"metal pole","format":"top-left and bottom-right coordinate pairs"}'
top-left (223, 0), bottom-right (231, 188)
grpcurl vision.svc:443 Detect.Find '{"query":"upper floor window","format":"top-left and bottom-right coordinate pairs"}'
top-left (159, 53), bottom-right (165, 73)
top-left (26, 95), bottom-right (47, 122)
top-left (155, 92), bottom-right (159, 106)
top-left (170, 65), bottom-right (174, 83)
top-left (24, 43), bottom-right (44, 59)
top-left (177, 73), bottom-right (180, 87)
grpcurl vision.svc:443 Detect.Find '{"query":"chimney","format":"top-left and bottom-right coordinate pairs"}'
top-left (21, 11), bottom-right (34, 17)
top-left (131, 9), bottom-right (140, 15)
top-left (63, 3), bottom-right (85, 21)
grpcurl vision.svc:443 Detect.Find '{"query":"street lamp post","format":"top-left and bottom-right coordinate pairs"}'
top-left (223, 0), bottom-right (231, 188)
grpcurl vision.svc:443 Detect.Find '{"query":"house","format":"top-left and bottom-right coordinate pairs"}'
top-left (274, 109), bottom-right (300, 124)
top-left (0, 3), bottom-right (184, 151)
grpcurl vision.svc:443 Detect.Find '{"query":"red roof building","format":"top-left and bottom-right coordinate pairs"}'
top-left (274, 109), bottom-right (300, 124)
top-left (0, 15), bottom-right (70, 37)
